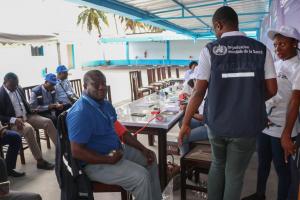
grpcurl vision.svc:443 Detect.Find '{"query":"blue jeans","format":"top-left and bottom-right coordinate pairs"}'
top-left (207, 128), bottom-right (256, 200)
top-left (0, 131), bottom-right (21, 171)
top-left (179, 118), bottom-right (208, 155)
top-left (256, 133), bottom-right (291, 200)
top-left (84, 145), bottom-right (162, 200)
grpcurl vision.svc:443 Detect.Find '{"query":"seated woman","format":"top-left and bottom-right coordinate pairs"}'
top-left (0, 123), bottom-right (25, 177)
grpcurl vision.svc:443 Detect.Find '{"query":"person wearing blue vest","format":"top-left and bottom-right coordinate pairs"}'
top-left (30, 73), bottom-right (64, 127)
top-left (178, 6), bottom-right (278, 200)
top-left (67, 70), bottom-right (161, 200)
top-left (243, 26), bottom-right (300, 200)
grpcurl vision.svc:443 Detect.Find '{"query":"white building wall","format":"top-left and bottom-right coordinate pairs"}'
top-left (0, 44), bottom-right (59, 86)
top-left (170, 40), bottom-right (209, 60)
top-left (129, 41), bottom-right (166, 60)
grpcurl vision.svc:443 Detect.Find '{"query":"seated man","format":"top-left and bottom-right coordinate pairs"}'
top-left (0, 72), bottom-right (56, 170)
top-left (67, 70), bottom-right (162, 200)
top-left (0, 157), bottom-right (42, 200)
top-left (55, 65), bottom-right (78, 108)
top-left (0, 123), bottom-right (25, 177)
top-left (178, 74), bottom-right (208, 155)
top-left (30, 73), bottom-right (64, 127)
top-left (178, 98), bottom-right (208, 155)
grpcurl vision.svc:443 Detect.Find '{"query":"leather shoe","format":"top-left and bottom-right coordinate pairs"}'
top-left (37, 160), bottom-right (54, 170)
top-left (8, 169), bottom-right (25, 177)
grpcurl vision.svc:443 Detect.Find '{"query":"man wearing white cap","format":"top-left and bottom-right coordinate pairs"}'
top-left (243, 25), bottom-right (300, 200)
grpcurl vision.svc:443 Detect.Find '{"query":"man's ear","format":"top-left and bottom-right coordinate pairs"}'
top-left (83, 83), bottom-right (87, 89)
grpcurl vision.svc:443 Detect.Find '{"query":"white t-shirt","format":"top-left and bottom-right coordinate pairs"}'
top-left (181, 81), bottom-right (193, 96)
top-left (194, 31), bottom-right (277, 81)
top-left (263, 56), bottom-right (300, 138)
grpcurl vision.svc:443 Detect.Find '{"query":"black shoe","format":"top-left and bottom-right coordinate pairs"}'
top-left (242, 193), bottom-right (265, 200)
top-left (37, 160), bottom-right (54, 170)
top-left (8, 169), bottom-right (26, 177)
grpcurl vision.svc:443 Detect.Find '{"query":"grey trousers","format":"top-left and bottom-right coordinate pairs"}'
top-left (84, 145), bottom-right (162, 200)
top-left (11, 114), bottom-right (57, 160)
top-left (1, 191), bottom-right (42, 200)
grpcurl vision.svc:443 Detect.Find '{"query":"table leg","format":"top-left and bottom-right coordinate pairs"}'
top-left (158, 131), bottom-right (167, 190)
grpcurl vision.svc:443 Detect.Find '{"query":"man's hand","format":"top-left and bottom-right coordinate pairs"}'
top-left (281, 133), bottom-right (296, 163)
top-left (15, 118), bottom-right (24, 130)
top-left (56, 104), bottom-right (64, 110)
top-left (178, 124), bottom-right (191, 146)
top-left (141, 148), bottom-right (156, 165)
top-left (107, 150), bottom-right (123, 164)
top-left (48, 104), bottom-right (57, 110)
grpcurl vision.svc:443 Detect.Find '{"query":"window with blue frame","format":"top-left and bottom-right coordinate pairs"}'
top-left (31, 45), bottom-right (44, 56)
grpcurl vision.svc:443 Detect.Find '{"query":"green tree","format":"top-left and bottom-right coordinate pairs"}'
top-left (77, 6), bottom-right (109, 37)
top-left (119, 16), bottom-right (164, 34)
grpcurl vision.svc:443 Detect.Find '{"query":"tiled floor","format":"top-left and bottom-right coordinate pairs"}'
top-left (9, 126), bottom-right (277, 200)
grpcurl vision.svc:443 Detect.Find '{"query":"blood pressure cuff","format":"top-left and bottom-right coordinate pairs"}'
top-left (114, 120), bottom-right (127, 137)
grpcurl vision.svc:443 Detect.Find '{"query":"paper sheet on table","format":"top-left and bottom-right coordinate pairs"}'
top-left (164, 105), bottom-right (180, 112)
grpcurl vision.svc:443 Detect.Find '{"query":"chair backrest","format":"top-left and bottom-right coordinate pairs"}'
top-left (137, 71), bottom-right (144, 88)
top-left (106, 85), bottom-right (112, 103)
top-left (69, 79), bottom-right (83, 97)
top-left (161, 67), bottom-right (166, 80)
top-left (129, 71), bottom-right (140, 101)
top-left (23, 85), bottom-right (37, 102)
top-left (147, 68), bottom-right (153, 85)
top-left (175, 67), bottom-right (180, 78)
top-left (151, 68), bottom-right (157, 82)
top-left (156, 67), bottom-right (162, 81)
top-left (167, 67), bottom-right (172, 78)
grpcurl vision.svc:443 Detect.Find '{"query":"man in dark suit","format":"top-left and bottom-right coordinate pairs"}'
top-left (0, 72), bottom-right (56, 170)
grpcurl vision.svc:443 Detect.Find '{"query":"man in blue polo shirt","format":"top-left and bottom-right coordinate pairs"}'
top-left (67, 70), bottom-right (161, 200)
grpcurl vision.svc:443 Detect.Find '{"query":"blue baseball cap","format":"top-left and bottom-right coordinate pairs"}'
top-left (45, 73), bottom-right (58, 85)
top-left (56, 65), bottom-right (68, 73)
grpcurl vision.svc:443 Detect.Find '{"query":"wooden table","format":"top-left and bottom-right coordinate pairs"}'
top-left (116, 87), bottom-right (183, 189)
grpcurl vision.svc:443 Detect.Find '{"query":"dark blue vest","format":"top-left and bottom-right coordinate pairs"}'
top-left (32, 85), bottom-right (55, 106)
top-left (204, 36), bottom-right (268, 138)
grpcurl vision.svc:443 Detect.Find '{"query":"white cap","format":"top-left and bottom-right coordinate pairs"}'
top-left (268, 25), bottom-right (300, 41)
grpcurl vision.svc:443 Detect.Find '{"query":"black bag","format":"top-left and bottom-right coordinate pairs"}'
top-left (55, 111), bottom-right (94, 200)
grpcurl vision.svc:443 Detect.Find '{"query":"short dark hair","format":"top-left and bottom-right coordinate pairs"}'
top-left (212, 6), bottom-right (238, 28)
top-left (187, 79), bottom-right (195, 88)
top-left (4, 72), bottom-right (18, 83)
top-left (189, 61), bottom-right (198, 69)
top-left (83, 70), bottom-right (106, 86)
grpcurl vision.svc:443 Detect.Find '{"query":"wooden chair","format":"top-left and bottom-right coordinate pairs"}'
top-left (129, 71), bottom-right (151, 101)
top-left (176, 67), bottom-right (180, 78)
top-left (180, 143), bottom-right (212, 200)
top-left (161, 67), bottom-right (167, 80)
top-left (146, 68), bottom-right (163, 90)
top-left (167, 66), bottom-right (172, 78)
top-left (69, 79), bottom-right (83, 97)
top-left (106, 85), bottom-right (112, 103)
top-left (58, 111), bottom-right (129, 200)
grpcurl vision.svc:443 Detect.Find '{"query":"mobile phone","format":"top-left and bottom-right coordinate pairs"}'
top-left (131, 113), bottom-right (146, 117)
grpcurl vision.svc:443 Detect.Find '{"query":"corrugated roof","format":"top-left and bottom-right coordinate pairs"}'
top-left (71, 0), bottom-right (271, 39)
